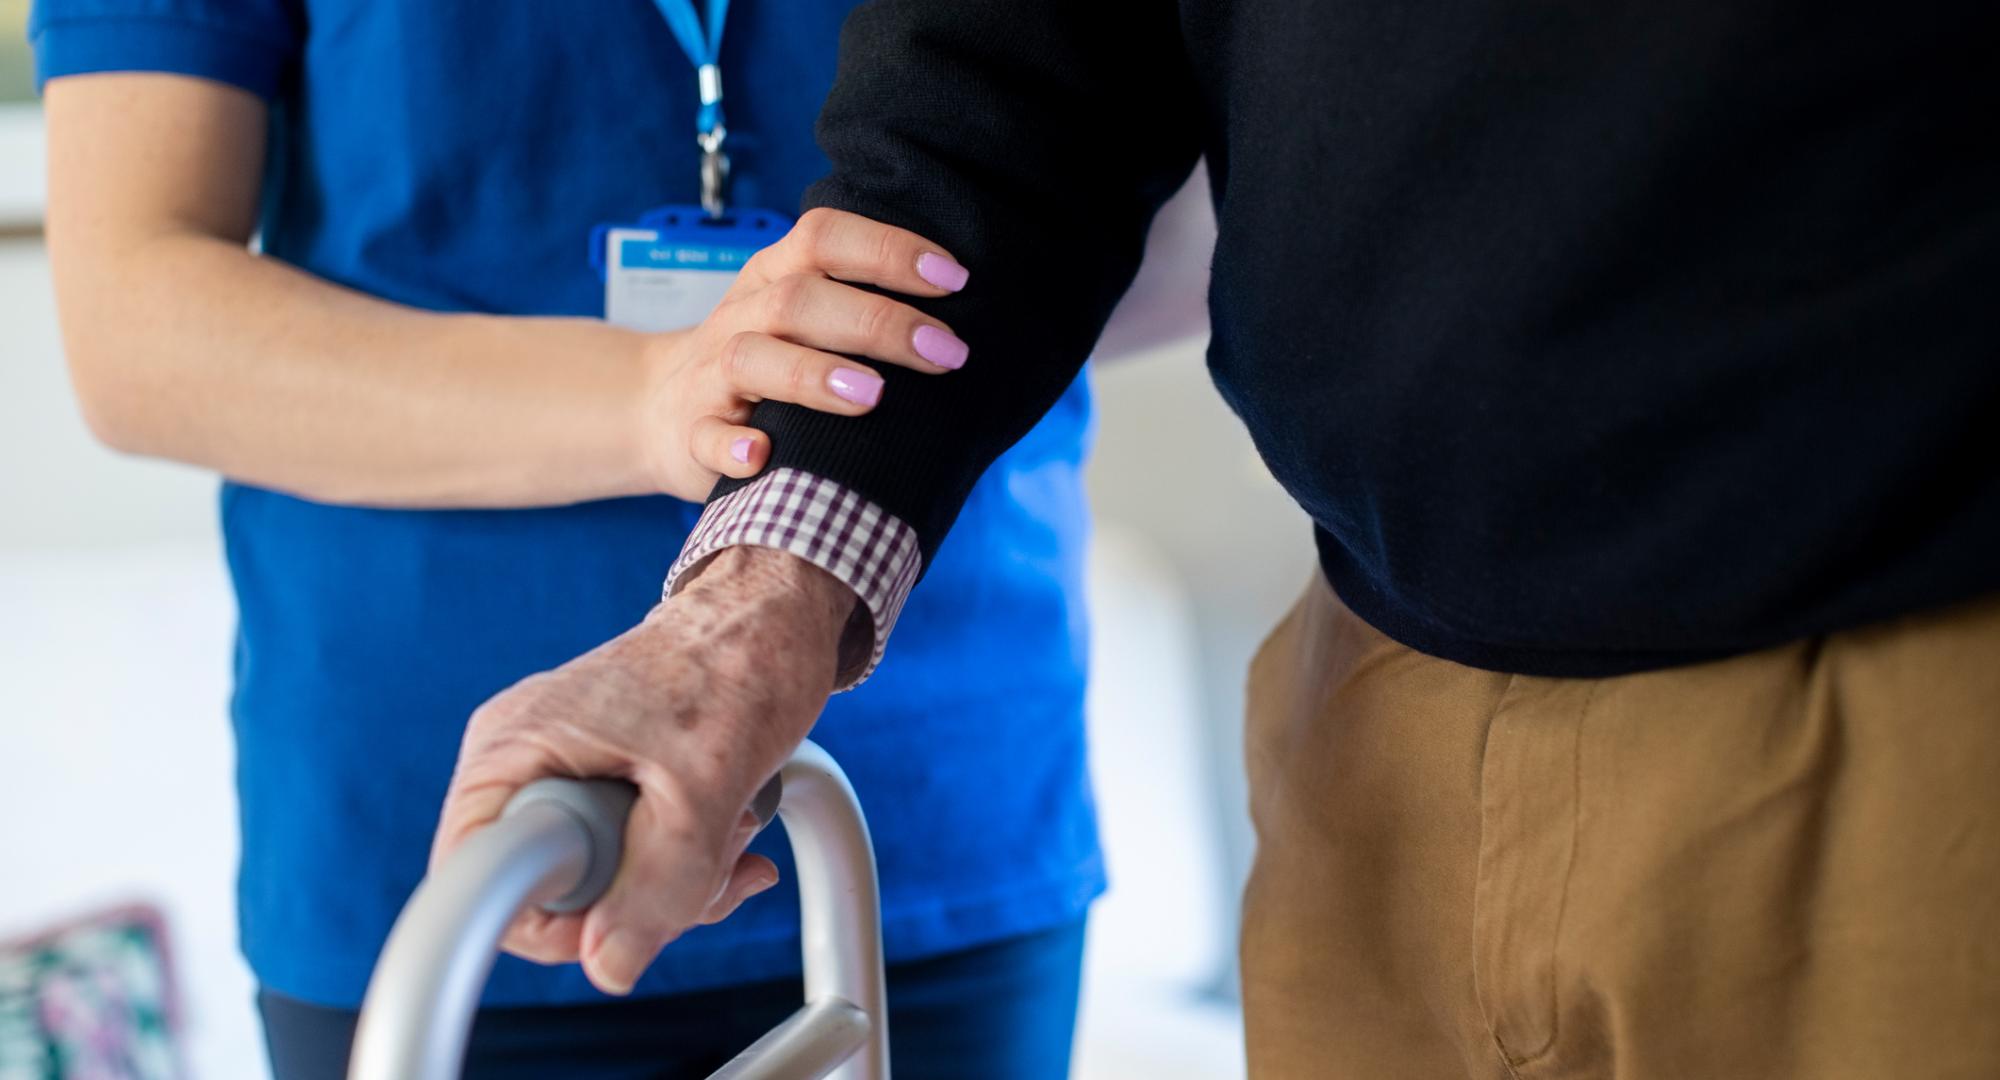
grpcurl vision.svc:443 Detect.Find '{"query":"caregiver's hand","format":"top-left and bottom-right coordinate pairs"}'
top-left (48, 80), bottom-right (978, 511)
top-left (430, 547), bottom-right (851, 995)
top-left (640, 207), bottom-right (973, 501)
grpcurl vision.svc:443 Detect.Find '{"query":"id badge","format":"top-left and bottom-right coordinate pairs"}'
top-left (592, 205), bottom-right (790, 332)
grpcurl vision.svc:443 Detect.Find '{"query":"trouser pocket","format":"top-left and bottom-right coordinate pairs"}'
top-left (1472, 677), bottom-right (1594, 1071)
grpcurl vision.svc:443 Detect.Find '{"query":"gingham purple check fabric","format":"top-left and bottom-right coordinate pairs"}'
top-left (665, 468), bottom-right (921, 688)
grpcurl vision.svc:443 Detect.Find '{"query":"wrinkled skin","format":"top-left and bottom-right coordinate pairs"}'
top-left (430, 547), bottom-right (854, 994)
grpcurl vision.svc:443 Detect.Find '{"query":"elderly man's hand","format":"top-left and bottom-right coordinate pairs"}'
top-left (430, 547), bottom-right (853, 995)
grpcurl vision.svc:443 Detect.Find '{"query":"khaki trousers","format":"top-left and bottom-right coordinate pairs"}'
top-left (1241, 576), bottom-right (2000, 1079)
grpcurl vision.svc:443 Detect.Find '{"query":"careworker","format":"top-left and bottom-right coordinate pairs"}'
top-left (30, 0), bottom-right (1102, 1075)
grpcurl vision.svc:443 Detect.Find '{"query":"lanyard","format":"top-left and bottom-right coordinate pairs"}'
top-left (654, 0), bottom-right (732, 216)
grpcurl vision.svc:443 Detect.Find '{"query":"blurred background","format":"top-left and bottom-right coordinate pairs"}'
top-left (0, 9), bottom-right (1316, 1072)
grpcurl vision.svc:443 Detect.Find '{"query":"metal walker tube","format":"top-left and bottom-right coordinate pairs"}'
top-left (347, 740), bottom-right (888, 1080)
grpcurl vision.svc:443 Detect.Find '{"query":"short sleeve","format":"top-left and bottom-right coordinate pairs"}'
top-left (29, 0), bottom-right (304, 101)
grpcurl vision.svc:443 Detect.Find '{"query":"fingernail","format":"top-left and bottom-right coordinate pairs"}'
top-left (828, 367), bottom-right (883, 407)
top-left (912, 325), bottom-right (969, 370)
top-left (592, 930), bottom-right (642, 996)
top-left (916, 252), bottom-right (969, 292)
top-left (730, 437), bottom-right (754, 464)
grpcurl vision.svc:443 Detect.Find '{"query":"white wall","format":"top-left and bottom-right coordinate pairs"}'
top-left (0, 107), bottom-right (46, 226)
top-left (2, 238), bottom-right (253, 1078)
top-left (0, 241), bottom-right (218, 547)
top-left (1086, 346), bottom-right (1317, 999)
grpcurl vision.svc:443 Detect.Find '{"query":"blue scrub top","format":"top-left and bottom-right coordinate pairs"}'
top-left (31, 0), bottom-right (1100, 1007)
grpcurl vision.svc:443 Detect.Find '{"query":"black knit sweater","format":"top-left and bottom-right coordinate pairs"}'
top-left (715, 0), bottom-right (2000, 676)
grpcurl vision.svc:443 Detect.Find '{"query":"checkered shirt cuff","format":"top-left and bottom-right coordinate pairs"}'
top-left (665, 468), bottom-right (922, 689)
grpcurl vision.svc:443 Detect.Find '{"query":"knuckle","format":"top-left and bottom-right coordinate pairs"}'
top-left (794, 207), bottom-right (837, 254)
top-left (719, 331), bottom-right (758, 381)
top-left (685, 422), bottom-right (715, 461)
top-left (465, 700), bottom-right (510, 735)
top-left (705, 293), bottom-right (744, 332)
top-left (737, 247), bottom-right (775, 281)
top-left (867, 224), bottom-right (899, 274)
top-left (785, 352), bottom-right (816, 396)
top-left (857, 296), bottom-right (900, 345)
top-left (766, 274), bottom-right (811, 327)
top-left (470, 679), bottom-right (544, 728)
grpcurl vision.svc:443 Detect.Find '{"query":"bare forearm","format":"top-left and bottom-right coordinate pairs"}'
top-left (46, 75), bottom-right (969, 511)
top-left (58, 230), bottom-right (656, 508)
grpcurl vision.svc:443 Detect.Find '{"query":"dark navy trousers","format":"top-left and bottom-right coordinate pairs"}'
top-left (259, 920), bottom-right (1086, 1079)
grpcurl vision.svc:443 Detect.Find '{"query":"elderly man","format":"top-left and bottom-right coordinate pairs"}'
top-left (437, 1), bottom-right (2000, 1076)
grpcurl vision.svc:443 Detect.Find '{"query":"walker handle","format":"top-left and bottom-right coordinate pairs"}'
top-left (510, 774), bottom-right (781, 914)
top-left (347, 741), bottom-right (887, 1080)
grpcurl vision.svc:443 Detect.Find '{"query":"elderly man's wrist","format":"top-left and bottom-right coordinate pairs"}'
top-left (665, 546), bottom-right (857, 655)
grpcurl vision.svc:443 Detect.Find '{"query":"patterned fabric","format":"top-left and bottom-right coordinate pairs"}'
top-left (667, 469), bottom-right (922, 688)
top-left (0, 906), bottom-right (182, 1080)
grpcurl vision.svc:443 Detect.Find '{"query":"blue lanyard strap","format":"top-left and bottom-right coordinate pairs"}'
top-left (654, 0), bottom-right (729, 137)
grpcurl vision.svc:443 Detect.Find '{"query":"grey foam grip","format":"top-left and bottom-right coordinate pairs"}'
top-left (504, 773), bottom-right (785, 915)
top-left (503, 778), bottom-right (638, 914)
top-left (749, 773), bottom-right (784, 828)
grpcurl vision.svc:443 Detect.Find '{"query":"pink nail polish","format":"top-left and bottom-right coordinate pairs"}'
top-left (730, 437), bottom-right (753, 464)
top-left (828, 367), bottom-right (883, 407)
top-left (912, 325), bottom-right (969, 370)
top-left (916, 252), bottom-right (969, 292)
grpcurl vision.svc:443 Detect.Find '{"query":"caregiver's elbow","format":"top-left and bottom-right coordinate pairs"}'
top-left (57, 302), bottom-right (170, 458)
